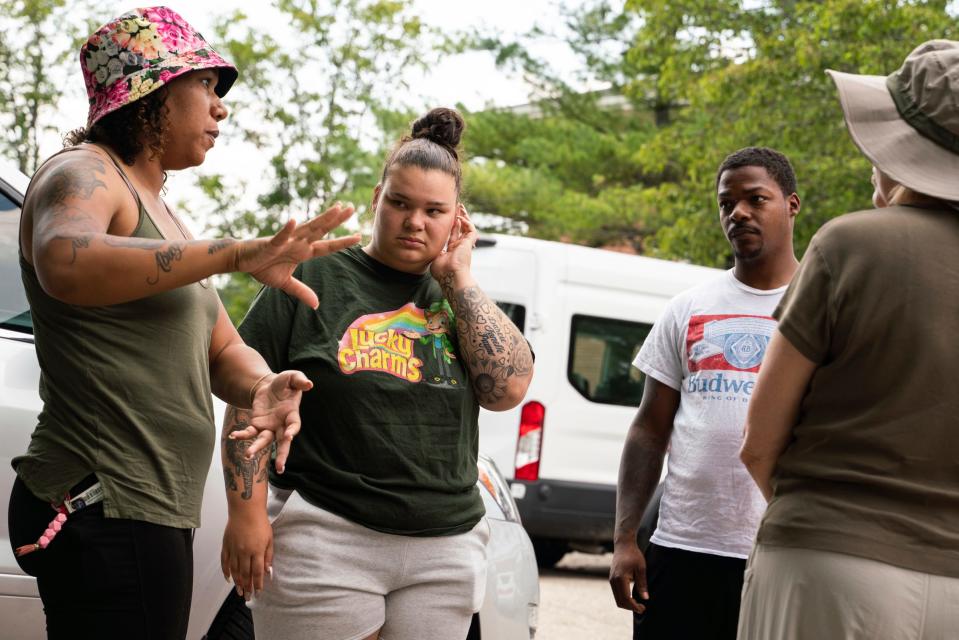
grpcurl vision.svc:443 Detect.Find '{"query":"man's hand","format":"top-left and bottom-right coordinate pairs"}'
top-left (228, 371), bottom-right (313, 473)
top-left (609, 539), bottom-right (649, 614)
top-left (234, 202), bottom-right (360, 309)
top-left (221, 510), bottom-right (273, 601)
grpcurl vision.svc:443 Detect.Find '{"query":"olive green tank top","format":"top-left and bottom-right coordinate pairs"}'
top-left (13, 148), bottom-right (220, 528)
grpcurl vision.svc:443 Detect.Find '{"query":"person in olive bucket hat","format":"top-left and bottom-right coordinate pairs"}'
top-left (8, 7), bottom-right (359, 637)
top-left (737, 40), bottom-right (959, 640)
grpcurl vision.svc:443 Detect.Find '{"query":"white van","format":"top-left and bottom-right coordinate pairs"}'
top-left (472, 234), bottom-right (722, 567)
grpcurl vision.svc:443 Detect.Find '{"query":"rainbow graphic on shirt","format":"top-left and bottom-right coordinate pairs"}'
top-left (337, 303), bottom-right (427, 383)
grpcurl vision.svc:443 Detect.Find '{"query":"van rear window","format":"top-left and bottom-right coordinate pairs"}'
top-left (495, 302), bottom-right (525, 333)
top-left (568, 314), bottom-right (651, 407)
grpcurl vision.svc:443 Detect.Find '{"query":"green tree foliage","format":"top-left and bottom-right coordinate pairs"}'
top-left (198, 0), bottom-right (434, 321)
top-left (464, 2), bottom-right (674, 251)
top-left (635, 0), bottom-right (959, 266)
top-left (466, 0), bottom-right (958, 265)
top-left (0, 0), bottom-right (95, 174)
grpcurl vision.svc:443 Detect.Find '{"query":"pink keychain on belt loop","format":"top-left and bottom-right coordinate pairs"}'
top-left (15, 482), bottom-right (103, 557)
top-left (15, 509), bottom-right (68, 557)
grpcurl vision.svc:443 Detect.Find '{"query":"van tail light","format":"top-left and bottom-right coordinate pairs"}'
top-left (514, 401), bottom-right (544, 481)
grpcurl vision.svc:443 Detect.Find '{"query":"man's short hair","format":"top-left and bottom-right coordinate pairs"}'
top-left (715, 147), bottom-right (798, 197)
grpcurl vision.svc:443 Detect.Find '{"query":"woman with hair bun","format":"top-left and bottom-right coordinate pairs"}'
top-left (221, 107), bottom-right (534, 640)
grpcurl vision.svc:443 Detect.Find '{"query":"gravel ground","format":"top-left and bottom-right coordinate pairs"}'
top-left (536, 552), bottom-right (632, 639)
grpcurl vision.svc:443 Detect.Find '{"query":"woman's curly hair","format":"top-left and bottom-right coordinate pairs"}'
top-left (64, 88), bottom-right (170, 166)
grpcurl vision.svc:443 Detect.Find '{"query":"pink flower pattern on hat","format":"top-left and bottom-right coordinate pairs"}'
top-left (81, 6), bottom-right (237, 127)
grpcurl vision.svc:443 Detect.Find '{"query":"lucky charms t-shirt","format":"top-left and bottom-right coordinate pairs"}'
top-left (633, 270), bottom-right (786, 558)
top-left (238, 245), bottom-right (483, 536)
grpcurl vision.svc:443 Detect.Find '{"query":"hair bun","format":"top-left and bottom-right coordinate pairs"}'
top-left (411, 107), bottom-right (464, 156)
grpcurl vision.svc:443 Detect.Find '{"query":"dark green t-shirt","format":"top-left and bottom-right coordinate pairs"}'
top-left (238, 245), bottom-right (483, 536)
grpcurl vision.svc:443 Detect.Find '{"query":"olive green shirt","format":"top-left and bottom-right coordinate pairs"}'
top-left (758, 205), bottom-right (959, 577)
top-left (14, 200), bottom-right (220, 529)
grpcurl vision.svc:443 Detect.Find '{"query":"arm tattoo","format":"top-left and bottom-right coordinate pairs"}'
top-left (441, 277), bottom-right (533, 405)
top-left (102, 236), bottom-right (187, 284)
top-left (33, 158), bottom-right (107, 256)
top-left (69, 234), bottom-right (92, 264)
top-left (222, 406), bottom-right (270, 500)
top-left (208, 238), bottom-right (236, 255)
top-left (148, 243), bottom-right (185, 284)
top-left (40, 158), bottom-right (108, 206)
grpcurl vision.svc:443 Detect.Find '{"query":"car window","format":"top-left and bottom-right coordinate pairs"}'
top-left (494, 301), bottom-right (525, 333)
top-left (567, 314), bottom-right (651, 407)
top-left (0, 187), bottom-right (31, 334)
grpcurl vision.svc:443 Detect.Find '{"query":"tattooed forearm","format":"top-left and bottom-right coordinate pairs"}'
top-left (101, 236), bottom-right (187, 284)
top-left (222, 407), bottom-right (270, 500)
top-left (208, 238), bottom-right (236, 255)
top-left (441, 277), bottom-right (533, 406)
top-left (147, 243), bottom-right (185, 284)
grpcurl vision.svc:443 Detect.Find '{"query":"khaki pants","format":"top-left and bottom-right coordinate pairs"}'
top-left (738, 544), bottom-right (959, 640)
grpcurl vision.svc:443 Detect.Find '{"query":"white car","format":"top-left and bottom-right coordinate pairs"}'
top-left (0, 160), bottom-right (539, 639)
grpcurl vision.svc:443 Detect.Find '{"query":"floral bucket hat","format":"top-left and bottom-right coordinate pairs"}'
top-left (81, 6), bottom-right (238, 128)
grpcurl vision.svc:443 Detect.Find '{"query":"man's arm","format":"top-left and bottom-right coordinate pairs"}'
top-left (220, 405), bottom-right (273, 600)
top-left (609, 376), bottom-right (680, 614)
top-left (740, 330), bottom-right (816, 500)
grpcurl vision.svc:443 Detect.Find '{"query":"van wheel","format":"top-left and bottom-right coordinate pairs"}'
top-left (532, 537), bottom-right (568, 568)
top-left (203, 590), bottom-right (254, 640)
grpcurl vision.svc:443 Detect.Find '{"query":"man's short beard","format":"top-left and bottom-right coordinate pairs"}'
top-left (733, 244), bottom-right (763, 261)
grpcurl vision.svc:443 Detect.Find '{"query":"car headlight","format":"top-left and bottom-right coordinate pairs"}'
top-left (477, 455), bottom-right (522, 524)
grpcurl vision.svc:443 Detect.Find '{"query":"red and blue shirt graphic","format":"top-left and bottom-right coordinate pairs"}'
top-left (686, 314), bottom-right (776, 373)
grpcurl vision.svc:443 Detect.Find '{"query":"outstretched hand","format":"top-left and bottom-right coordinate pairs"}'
top-left (228, 371), bottom-right (312, 473)
top-left (430, 204), bottom-right (476, 280)
top-left (235, 202), bottom-right (360, 309)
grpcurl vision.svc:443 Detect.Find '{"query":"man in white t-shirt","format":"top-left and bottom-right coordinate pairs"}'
top-left (609, 147), bottom-right (801, 639)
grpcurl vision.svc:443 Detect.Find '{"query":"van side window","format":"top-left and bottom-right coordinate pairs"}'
top-left (568, 314), bottom-right (651, 407)
top-left (494, 302), bottom-right (525, 334)
top-left (0, 187), bottom-right (31, 333)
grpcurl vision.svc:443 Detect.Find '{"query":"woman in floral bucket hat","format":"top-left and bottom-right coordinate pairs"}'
top-left (8, 6), bottom-right (358, 637)
top-left (737, 41), bottom-right (959, 639)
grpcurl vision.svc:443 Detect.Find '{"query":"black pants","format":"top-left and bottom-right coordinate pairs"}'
top-left (8, 476), bottom-right (194, 640)
top-left (633, 543), bottom-right (746, 640)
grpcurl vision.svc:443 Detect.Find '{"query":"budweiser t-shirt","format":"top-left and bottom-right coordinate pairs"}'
top-left (634, 270), bottom-right (786, 558)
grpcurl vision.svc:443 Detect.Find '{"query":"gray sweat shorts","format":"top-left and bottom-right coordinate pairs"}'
top-left (249, 487), bottom-right (490, 640)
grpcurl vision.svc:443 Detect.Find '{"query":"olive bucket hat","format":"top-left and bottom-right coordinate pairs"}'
top-left (827, 40), bottom-right (959, 202)
top-left (81, 6), bottom-right (238, 128)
